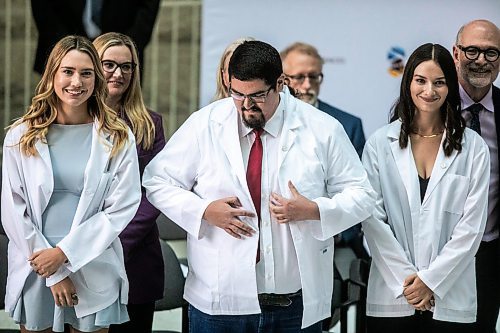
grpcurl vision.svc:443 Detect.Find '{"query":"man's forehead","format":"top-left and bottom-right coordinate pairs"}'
top-left (461, 24), bottom-right (500, 47)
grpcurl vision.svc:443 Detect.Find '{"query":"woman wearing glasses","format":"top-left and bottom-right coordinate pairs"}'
top-left (93, 32), bottom-right (165, 333)
top-left (1, 35), bottom-right (140, 332)
top-left (362, 43), bottom-right (490, 333)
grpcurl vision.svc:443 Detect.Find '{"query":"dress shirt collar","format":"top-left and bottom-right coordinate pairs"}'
top-left (460, 84), bottom-right (494, 112)
top-left (239, 92), bottom-right (285, 139)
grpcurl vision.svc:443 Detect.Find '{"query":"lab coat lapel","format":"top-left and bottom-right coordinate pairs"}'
top-left (386, 122), bottom-right (415, 260)
top-left (278, 90), bottom-right (300, 178)
top-left (71, 122), bottom-right (113, 227)
top-left (34, 140), bottom-right (54, 229)
top-left (216, 104), bottom-right (248, 192)
top-left (422, 131), bottom-right (458, 206)
top-left (388, 125), bottom-right (421, 215)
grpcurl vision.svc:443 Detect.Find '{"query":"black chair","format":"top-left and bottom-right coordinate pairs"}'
top-left (153, 240), bottom-right (189, 333)
top-left (156, 213), bottom-right (187, 241)
top-left (324, 248), bottom-right (369, 333)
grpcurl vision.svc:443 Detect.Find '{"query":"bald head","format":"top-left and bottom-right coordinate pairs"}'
top-left (453, 19), bottom-right (500, 100)
top-left (456, 19), bottom-right (500, 45)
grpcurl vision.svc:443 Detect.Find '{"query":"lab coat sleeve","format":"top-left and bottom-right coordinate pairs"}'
top-left (1, 130), bottom-right (53, 260)
top-left (417, 137), bottom-right (490, 299)
top-left (311, 124), bottom-right (376, 241)
top-left (57, 134), bottom-right (141, 273)
top-left (361, 137), bottom-right (417, 298)
top-left (143, 113), bottom-right (211, 239)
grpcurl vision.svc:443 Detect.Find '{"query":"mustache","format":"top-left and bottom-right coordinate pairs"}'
top-left (241, 105), bottom-right (262, 112)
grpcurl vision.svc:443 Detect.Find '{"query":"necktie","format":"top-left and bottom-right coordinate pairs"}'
top-left (466, 103), bottom-right (482, 135)
top-left (246, 128), bottom-right (263, 262)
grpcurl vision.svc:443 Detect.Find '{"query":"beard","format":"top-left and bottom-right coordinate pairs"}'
top-left (241, 105), bottom-right (265, 129)
top-left (462, 63), bottom-right (499, 88)
top-left (297, 89), bottom-right (318, 105)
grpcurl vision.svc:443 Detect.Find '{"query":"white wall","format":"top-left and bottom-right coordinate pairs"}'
top-left (200, 0), bottom-right (500, 137)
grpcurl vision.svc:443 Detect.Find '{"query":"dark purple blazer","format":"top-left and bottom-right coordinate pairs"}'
top-left (120, 110), bottom-right (165, 304)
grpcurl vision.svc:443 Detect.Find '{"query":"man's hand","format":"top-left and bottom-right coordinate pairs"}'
top-left (403, 273), bottom-right (434, 311)
top-left (269, 181), bottom-right (320, 223)
top-left (203, 197), bottom-right (256, 239)
top-left (50, 277), bottom-right (78, 307)
top-left (29, 247), bottom-right (68, 278)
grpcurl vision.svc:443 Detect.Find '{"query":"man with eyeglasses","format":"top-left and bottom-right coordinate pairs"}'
top-left (453, 19), bottom-right (500, 333)
top-left (280, 42), bottom-right (365, 158)
top-left (143, 40), bottom-right (375, 333)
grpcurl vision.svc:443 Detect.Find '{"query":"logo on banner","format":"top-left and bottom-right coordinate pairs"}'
top-left (387, 46), bottom-right (406, 77)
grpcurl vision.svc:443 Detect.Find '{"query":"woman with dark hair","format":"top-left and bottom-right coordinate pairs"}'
top-left (362, 43), bottom-right (490, 333)
top-left (93, 32), bottom-right (165, 333)
top-left (1, 35), bottom-right (141, 332)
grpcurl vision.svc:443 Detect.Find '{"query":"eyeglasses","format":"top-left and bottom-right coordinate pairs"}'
top-left (229, 86), bottom-right (273, 103)
top-left (286, 73), bottom-right (324, 84)
top-left (101, 60), bottom-right (137, 74)
top-left (457, 45), bottom-right (499, 62)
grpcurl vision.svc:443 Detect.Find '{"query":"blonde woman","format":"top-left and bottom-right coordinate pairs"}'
top-left (93, 32), bottom-right (165, 333)
top-left (1, 35), bottom-right (141, 332)
top-left (212, 37), bottom-right (255, 101)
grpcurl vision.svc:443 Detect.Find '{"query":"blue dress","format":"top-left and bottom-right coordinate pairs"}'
top-left (11, 123), bottom-right (129, 332)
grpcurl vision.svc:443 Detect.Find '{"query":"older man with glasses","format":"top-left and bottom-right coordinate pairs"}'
top-left (280, 42), bottom-right (366, 158)
top-left (453, 19), bottom-right (500, 333)
top-left (143, 40), bottom-right (375, 333)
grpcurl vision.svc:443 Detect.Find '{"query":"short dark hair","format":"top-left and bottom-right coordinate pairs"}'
top-left (228, 40), bottom-right (283, 88)
top-left (390, 43), bottom-right (465, 156)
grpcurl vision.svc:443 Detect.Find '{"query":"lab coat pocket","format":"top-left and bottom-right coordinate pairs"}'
top-left (318, 241), bottom-right (334, 285)
top-left (441, 174), bottom-right (469, 215)
top-left (187, 242), bottom-right (219, 294)
top-left (80, 247), bottom-right (119, 292)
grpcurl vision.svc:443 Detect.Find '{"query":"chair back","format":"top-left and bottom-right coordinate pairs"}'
top-left (156, 214), bottom-right (187, 241)
top-left (155, 240), bottom-right (186, 311)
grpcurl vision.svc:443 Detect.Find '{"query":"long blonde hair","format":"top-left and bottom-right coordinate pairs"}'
top-left (213, 37), bottom-right (255, 101)
top-left (93, 32), bottom-right (155, 150)
top-left (13, 35), bottom-right (129, 157)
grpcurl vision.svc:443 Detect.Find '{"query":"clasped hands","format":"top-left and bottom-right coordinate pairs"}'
top-left (28, 246), bottom-right (68, 278)
top-left (203, 181), bottom-right (319, 239)
top-left (403, 273), bottom-right (435, 311)
top-left (29, 247), bottom-right (78, 307)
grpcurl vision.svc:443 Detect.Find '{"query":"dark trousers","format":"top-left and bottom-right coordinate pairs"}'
top-left (188, 296), bottom-right (322, 333)
top-left (367, 311), bottom-right (474, 333)
top-left (109, 302), bottom-right (156, 333)
top-left (474, 238), bottom-right (500, 333)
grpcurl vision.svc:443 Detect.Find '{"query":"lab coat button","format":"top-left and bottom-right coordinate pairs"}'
top-left (440, 162), bottom-right (446, 169)
top-left (281, 145), bottom-right (288, 151)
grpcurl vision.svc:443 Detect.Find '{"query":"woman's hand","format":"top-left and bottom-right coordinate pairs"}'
top-left (403, 273), bottom-right (434, 311)
top-left (29, 247), bottom-right (68, 278)
top-left (50, 277), bottom-right (78, 307)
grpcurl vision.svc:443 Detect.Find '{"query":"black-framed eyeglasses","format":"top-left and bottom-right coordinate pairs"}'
top-left (101, 60), bottom-right (137, 74)
top-left (457, 45), bottom-right (499, 62)
top-left (285, 73), bottom-right (324, 84)
top-left (229, 86), bottom-right (273, 103)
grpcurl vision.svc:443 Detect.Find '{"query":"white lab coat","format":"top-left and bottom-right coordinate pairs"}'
top-left (361, 120), bottom-right (490, 323)
top-left (143, 88), bottom-right (375, 328)
top-left (1, 121), bottom-right (141, 318)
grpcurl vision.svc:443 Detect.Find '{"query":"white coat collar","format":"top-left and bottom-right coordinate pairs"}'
top-left (211, 87), bottom-right (302, 197)
top-left (387, 120), bottom-right (461, 209)
top-left (34, 120), bottom-right (114, 227)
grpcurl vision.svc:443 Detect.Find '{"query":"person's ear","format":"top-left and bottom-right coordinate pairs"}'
top-left (276, 74), bottom-right (286, 89)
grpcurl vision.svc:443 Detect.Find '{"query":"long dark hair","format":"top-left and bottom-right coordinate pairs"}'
top-left (390, 43), bottom-right (465, 156)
